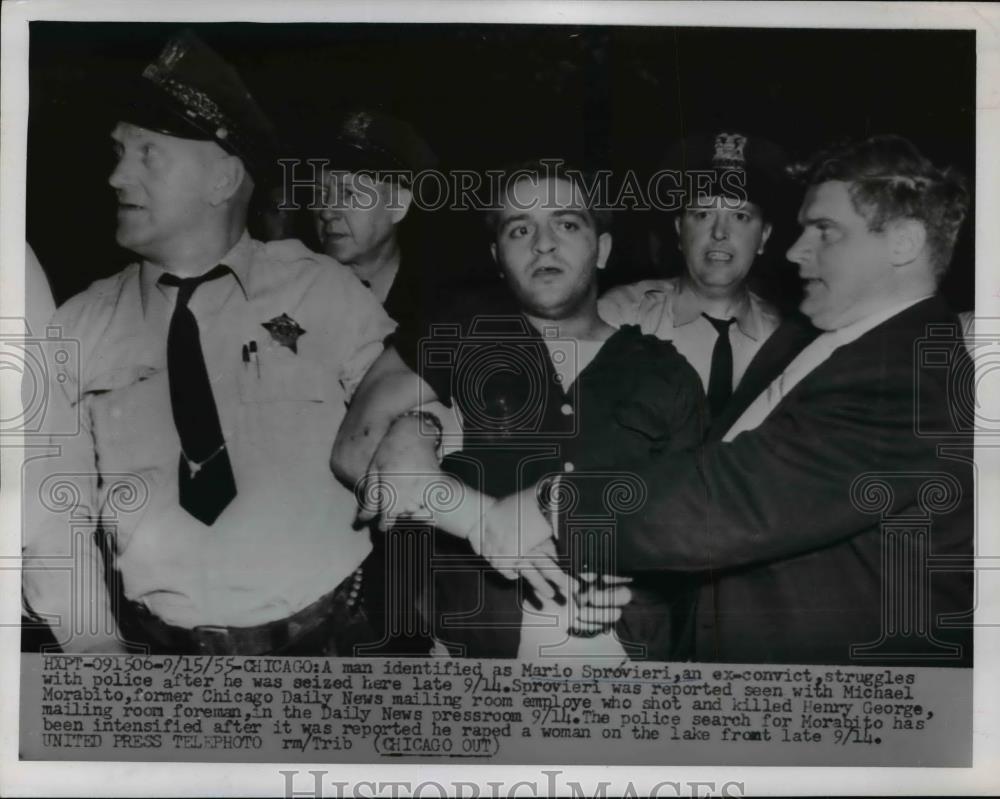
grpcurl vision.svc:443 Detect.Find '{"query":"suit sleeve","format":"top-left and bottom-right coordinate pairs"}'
top-left (593, 356), bottom-right (959, 573)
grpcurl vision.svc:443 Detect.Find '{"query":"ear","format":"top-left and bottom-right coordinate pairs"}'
top-left (490, 242), bottom-right (501, 276)
top-left (888, 218), bottom-right (927, 266)
top-left (209, 153), bottom-right (246, 206)
top-left (388, 185), bottom-right (413, 225)
top-left (596, 231), bottom-right (612, 271)
top-left (757, 221), bottom-right (773, 255)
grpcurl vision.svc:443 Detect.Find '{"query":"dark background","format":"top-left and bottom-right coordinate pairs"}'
top-left (27, 22), bottom-right (975, 312)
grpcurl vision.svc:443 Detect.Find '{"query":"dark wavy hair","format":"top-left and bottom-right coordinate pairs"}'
top-left (792, 135), bottom-right (969, 276)
top-left (483, 159), bottom-right (612, 238)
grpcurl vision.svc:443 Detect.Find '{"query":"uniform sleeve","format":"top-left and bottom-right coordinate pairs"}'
top-left (597, 283), bottom-right (643, 328)
top-left (334, 271), bottom-right (398, 401)
top-left (21, 305), bottom-right (120, 651)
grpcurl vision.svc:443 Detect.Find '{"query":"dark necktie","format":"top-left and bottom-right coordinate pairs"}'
top-left (159, 266), bottom-right (237, 525)
top-left (703, 313), bottom-right (737, 419)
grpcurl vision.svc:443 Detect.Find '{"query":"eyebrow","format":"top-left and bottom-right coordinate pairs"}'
top-left (498, 212), bottom-right (532, 230)
top-left (499, 208), bottom-right (591, 228)
top-left (110, 129), bottom-right (150, 145)
top-left (550, 208), bottom-right (589, 221)
top-left (799, 214), bottom-right (837, 226)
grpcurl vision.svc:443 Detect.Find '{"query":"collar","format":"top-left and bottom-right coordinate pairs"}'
top-left (830, 293), bottom-right (934, 348)
top-left (139, 231), bottom-right (253, 315)
top-left (671, 278), bottom-right (763, 340)
top-left (362, 258), bottom-right (401, 305)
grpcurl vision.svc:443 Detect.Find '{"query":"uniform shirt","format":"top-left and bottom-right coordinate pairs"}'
top-left (598, 277), bottom-right (780, 393)
top-left (24, 233), bottom-right (393, 631)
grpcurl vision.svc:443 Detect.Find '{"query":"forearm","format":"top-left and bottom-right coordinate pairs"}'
top-left (583, 401), bottom-right (933, 574)
top-left (332, 346), bottom-right (438, 485)
top-left (23, 531), bottom-right (122, 652)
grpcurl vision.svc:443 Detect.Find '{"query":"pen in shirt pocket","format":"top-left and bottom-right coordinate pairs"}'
top-left (249, 340), bottom-right (260, 378)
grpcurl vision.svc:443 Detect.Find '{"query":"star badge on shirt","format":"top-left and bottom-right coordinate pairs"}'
top-left (262, 313), bottom-right (306, 353)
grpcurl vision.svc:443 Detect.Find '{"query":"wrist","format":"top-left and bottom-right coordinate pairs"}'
top-left (434, 480), bottom-right (492, 540)
top-left (391, 409), bottom-right (443, 460)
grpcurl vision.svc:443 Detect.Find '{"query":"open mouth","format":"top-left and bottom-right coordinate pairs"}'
top-left (705, 250), bottom-right (733, 262)
top-left (532, 265), bottom-right (564, 278)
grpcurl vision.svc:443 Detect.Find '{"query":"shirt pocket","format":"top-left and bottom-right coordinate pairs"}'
top-left (237, 346), bottom-right (329, 404)
top-left (83, 366), bottom-right (176, 474)
top-left (235, 347), bottom-right (343, 465)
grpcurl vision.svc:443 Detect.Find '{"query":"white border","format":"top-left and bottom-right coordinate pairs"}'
top-left (2, 2), bottom-right (999, 796)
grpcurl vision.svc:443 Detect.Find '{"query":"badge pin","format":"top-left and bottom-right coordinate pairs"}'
top-left (712, 132), bottom-right (748, 166)
top-left (262, 313), bottom-right (306, 353)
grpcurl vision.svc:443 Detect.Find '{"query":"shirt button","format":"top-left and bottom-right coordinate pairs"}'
top-left (560, 403), bottom-right (573, 416)
top-left (111, 407), bottom-right (122, 419)
top-left (564, 462), bottom-right (575, 473)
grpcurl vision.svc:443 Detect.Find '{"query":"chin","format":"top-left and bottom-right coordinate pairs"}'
top-left (115, 231), bottom-right (146, 252)
top-left (800, 305), bottom-right (835, 331)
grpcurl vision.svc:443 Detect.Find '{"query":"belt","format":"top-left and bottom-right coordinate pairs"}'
top-left (121, 567), bottom-right (365, 656)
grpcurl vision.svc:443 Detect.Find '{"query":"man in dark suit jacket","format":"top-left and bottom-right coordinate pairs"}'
top-left (479, 134), bottom-right (974, 666)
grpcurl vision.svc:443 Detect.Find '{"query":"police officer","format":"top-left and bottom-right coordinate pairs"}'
top-left (310, 109), bottom-right (439, 337)
top-left (22, 31), bottom-right (394, 654)
top-left (599, 131), bottom-right (788, 422)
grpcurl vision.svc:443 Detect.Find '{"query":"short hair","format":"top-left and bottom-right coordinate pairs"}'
top-left (794, 135), bottom-right (969, 276)
top-left (484, 159), bottom-right (612, 238)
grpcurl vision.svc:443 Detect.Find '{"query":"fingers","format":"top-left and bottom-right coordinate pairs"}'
top-left (518, 558), bottom-right (561, 602)
top-left (571, 574), bottom-right (633, 632)
top-left (571, 601), bottom-right (625, 634)
top-left (576, 582), bottom-right (633, 609)
top-left (577, 571), bottom-right (633, 586)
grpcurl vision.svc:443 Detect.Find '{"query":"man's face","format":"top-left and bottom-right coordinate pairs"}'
top-left (675, 196), bottom-right (771, 297)
top-left (491, 177), bottom-right (611, 320)
top-left (109, 123), bottom-right (221, 261)
top-left (787, 180), bottom-right (895, 331)
top-left (314, 171), bottom-right (404, 266)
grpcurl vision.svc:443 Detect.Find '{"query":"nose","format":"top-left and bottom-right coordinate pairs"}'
top-left (319, 205), bottom-right (341, 222)
top-left (532, 225), bottom-right (556, 253)
top-left (710, 213), bottom-right (729, 241)
top-left (108, 155), bottom-right (132, 191)
top-left (786, 231), bottom-right (811, 266)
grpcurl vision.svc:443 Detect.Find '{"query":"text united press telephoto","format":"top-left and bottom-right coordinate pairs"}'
top-left (15, 13), bottom-right (980, 771)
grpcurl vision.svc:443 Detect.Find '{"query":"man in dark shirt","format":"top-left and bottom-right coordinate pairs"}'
top-left (334, 160), bottom-right (706, 658)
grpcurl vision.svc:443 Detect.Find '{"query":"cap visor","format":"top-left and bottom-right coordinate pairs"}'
top-left (112, 76), bottom-right (216, 142)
